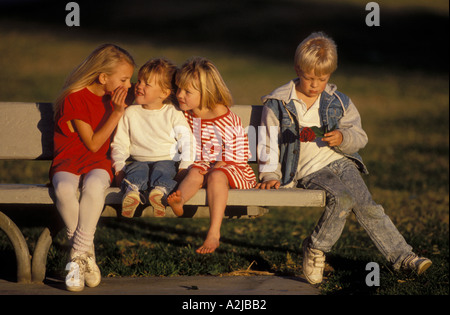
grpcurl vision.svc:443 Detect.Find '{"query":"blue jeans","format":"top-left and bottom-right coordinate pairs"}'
top-left (298, 158), bottom-right (413, 269)
top-left (122, 160), bottom-right (178, 196)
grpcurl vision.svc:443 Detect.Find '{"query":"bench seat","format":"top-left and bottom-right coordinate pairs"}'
top-left (0, 184), bottom-right (325, 218)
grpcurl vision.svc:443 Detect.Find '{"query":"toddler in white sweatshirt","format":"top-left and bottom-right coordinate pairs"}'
top-left (111, 58), bottom-right (194, 217)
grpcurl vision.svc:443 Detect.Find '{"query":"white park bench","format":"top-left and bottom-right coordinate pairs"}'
top-left (0, 102), bottom-right (325, 283)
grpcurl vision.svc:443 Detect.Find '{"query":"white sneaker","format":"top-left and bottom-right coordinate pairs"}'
top-left (402, 253), bottom-right (432, 275)
top-left (149, 188), bottom-right (166, 217)
top-left (84, 252), bottom-right (101, 288)
top-left (65, 254), bottom-right (86, 292)
top-left (302, 238), bottom-right (325, 285)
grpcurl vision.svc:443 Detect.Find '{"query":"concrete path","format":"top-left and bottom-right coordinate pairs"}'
top-left (0, 275), bottom-right (319, 295)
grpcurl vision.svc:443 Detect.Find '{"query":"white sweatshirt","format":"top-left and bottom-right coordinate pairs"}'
top-left (111, 104), bottom-right (195, 173)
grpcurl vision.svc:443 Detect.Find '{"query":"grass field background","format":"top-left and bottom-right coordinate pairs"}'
top-left (0, 0), bottom-right (448, 295)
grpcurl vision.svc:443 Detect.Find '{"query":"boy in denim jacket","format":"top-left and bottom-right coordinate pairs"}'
top-left (256, 32), bottom-right (431, 285)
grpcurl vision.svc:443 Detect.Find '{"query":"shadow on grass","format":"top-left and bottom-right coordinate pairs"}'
top-left (98, 216), bottom-right (295, 255)
top-left (322, 254), bottom-right (381, 295)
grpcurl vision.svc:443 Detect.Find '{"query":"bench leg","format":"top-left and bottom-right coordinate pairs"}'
top-left (0, 211), bottom-right (32, 283)
top-left (31, 217), bottom-right (63, 283)
top-left (31, 227), bottom-right (52, 283)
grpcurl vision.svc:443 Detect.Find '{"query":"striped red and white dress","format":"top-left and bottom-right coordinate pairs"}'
top-left (184, 109), bottom-right (256, 189)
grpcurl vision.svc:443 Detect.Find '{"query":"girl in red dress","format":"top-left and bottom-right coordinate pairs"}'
top-left (167, 57), bottom-right (256, 254)
top-left (50, 44), bottom-right (134, 291)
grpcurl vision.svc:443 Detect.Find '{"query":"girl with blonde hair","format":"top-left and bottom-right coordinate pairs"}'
top-left (50, 44), bottom-right (135, 291)
top-left (167, 57), bottom-right (256, 254)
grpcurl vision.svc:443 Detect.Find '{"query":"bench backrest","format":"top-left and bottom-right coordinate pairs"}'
top-left (0, 102), bottom-right (263, 161)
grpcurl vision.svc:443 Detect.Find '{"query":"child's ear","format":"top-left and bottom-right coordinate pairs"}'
top-left (294, 65), bottom-right (301, 77)
top-left (98, 73), bottom-right (108, 85)
top-left (161, 88), bottom-right (171, 100)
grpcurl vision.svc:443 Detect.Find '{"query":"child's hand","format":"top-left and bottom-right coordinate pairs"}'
top-left (125, 83), bottom-right (135, 105)
top-left (255, 180), bottom-right (281, 189)
top-left (322, 130), bottom-right (343, 147)
top-left (111, 86), bottom-right (129, 113)
top-left (115, 170), bottom-right (125, 187)
top-left (212, 161), bottom-right (227, 169)
top-left (197, 161), bottom-right (227, 177)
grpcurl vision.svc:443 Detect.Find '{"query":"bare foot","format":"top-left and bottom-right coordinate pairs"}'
top-left (167, 190), bottom-right (184, 216)
top-left (196, 234), bottom-right (220, 254)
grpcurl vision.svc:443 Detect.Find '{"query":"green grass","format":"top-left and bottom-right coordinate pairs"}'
top-left (0, 1), bottom-right (449, 295)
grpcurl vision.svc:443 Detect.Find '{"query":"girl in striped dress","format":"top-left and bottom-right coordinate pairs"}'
top-left (167, 57), bottom-right (256, 254)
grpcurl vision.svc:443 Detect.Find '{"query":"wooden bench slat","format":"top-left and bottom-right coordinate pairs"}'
top-left (0, 184), bottom-right (325, 207)
top-left (0, 103), bottom-right (263, 161)
top-left (0, 102), bottom-right (54, 160)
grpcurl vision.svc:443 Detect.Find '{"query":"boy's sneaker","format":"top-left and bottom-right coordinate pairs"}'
top-left (402, 254), bottom-right (432, 275)
top-left (302, 238), bottom-right (326, 285)
top-left (121, 179), bottom-right (144, 218)
top-left (65, 254), bottom-right (86, 292)
top-left (84, 247), bottom-right (101, 288)
top-left (149, 188), bottom-right (166, 217)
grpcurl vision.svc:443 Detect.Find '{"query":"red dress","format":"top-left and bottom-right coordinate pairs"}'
top-left (184, 109), bottom-right (256, 189)
top-left (50, 88), bottom-right (114, 181)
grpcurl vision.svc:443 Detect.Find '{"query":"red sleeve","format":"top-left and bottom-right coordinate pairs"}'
top-left (57, 91), bottom-right (91, 136)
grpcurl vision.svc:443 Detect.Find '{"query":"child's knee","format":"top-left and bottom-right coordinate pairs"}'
top-left (333, 191), bottom-right (356, 213)
top-left (82, 175), bottom-right (110, 195)
top-left (153, 161), bottom-right (177, 177)
top-left (187, 168), bottom-right (206, 185)
top-left (207, 170), bottom-right (228, 185)
top-left (364, 204), bottom-right (386, 219)
top-left (189, 167), bottom-right (203, 177)
top-left (54, 180), bottom-right (77, 199)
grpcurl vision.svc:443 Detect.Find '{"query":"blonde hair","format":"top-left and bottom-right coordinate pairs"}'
top-left (294, 32), bottom-right (337, 76)
top-left (138, 58), bottom-right (178, 104)
top-left (54, 44), bottom-right (135, 117)
top-left (176, 57), bottom-right (233, 110)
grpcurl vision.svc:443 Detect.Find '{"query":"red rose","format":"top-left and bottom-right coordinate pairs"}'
top-left (299, 127), bottom-right (316, 142)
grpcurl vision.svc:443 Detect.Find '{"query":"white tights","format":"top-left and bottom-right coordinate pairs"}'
top-left (52, 169), bottom-right (110, 254)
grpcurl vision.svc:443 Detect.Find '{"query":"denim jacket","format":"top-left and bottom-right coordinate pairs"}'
top-left (259, 79), bottom-right (369, 187)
